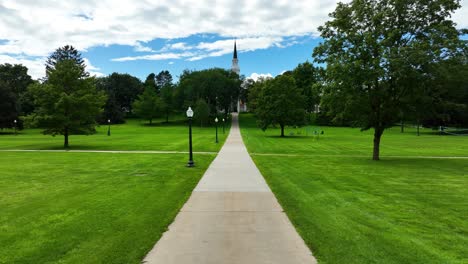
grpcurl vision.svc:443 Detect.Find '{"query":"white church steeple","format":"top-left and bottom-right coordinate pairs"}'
top-left (231, 40), bottom-right (240, 75)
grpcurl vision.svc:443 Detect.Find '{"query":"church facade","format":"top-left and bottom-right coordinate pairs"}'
top-left (232, 41), bottom-right (247, 112)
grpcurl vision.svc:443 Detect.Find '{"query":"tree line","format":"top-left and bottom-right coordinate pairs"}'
top-left (245, 0), bottom-right (467, 160)
top-left (1, 0), bottom-right (466, 159)
top-left (0, 46), bottom-right (241, 147)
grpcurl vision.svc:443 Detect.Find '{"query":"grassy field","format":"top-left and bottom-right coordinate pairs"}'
top-left (0, 117), bottom-right (230, 263)
top-left (0, 152), bottom-right (215, 263)
top-left (0, 115), bottom-right (231, 152)
top-left (240, 115), bottom-right (467, 157)
top-left (239, 113), bottom-right (468, 264)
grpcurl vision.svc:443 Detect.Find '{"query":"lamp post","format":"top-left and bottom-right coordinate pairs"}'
top-left (13, 119), bottom-right (17, 136)
top-left (186, 107), bottom-right (194, 167)
top-left (107, 119), bottom-right (111, 136)
top-left (215, 117), bottom-right (219, 143)
top-left (222, 118), bottom-right (225, 134)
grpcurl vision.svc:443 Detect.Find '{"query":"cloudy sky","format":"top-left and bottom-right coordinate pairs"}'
top-left (0, 0), bottom-right (467, 81)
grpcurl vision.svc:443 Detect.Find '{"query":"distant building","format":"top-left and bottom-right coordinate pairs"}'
top-left (232, 41), bottom-right (247, 112)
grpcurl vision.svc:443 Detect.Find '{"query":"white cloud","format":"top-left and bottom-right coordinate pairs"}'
top-left (0, 55), bottom-right (103, 79)
top-left (111, 52), bottom-right (194, 62)
top-left (134, 42), bottom-right (155, 52)
top-left (0, 54), bottom-right (45, 79)
top-left (0, 1), bottom-right (346, 59)
top-left (248, 73), bottom-right (273, 82)
top-left (0, 0), bottom-right (466, 77)
top-left (161, 42), bottom-right (192, 51)
top-left (117, 36), bottom-right (285, 62)
top-left (83, 58), bottom-right (104, 77)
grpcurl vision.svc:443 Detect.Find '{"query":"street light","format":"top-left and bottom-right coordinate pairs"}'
top-left (13, 119), bottom-right (17, 136)
top-left (215, 117), bottom-right (219, 143)
top-left (222, 118), bottom-right (225, 134)
top-left (107, 119), bottom-right (111, 136)
top-left (186, 107), bottom-right (194, 167)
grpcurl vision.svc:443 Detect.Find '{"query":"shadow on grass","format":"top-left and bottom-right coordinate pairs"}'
top-left (264, 135), bottom-right (317, 139)
top-left (0, 132), bottom-right (20, 135)
top-left (140, 120), bottom-right (187, 127)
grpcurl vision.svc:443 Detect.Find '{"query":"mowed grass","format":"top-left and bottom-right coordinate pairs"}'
top-left (240, 114), bottom-right (467, 157)
top-left (0, 116), bottom-right (229, 263)
top-left (239, 113), bottom-right (468, 264)
top-left (0, 152), bottom-right (215, 264)
top-left (0, 115), bottom-right (231, 152)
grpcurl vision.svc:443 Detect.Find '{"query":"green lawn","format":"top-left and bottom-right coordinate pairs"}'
top-left (240, 114), bottom-right (467, 157)
top-left (239, 113), bottom-right (468, 264)
top-left (0, 116), bottom-right (231, 152)
top-left (0, 117), bottom-right (230, 263)
top-left (0, 152), bottom-right (215, 264)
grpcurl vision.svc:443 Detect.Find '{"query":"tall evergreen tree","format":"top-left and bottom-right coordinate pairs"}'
top-left (144, 73), bottom-right (157, 91)
top-left (26, 60), bottom-right (106, 148)
top-left (45, 45), bottom-right (88, 78)
top-left (156, 70), bottom-right (173, 89)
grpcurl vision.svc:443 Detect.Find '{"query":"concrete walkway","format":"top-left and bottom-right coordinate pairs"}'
top-left (143, 113), bottom-right (316, 264)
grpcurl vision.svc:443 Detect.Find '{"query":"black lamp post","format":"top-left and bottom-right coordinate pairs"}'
top-left (13, 119), bottom-right (17, 136)
top-left (186, 107), bottom-right (194, 167)
top-left (215, 117), bottom-right (219, 143)
top-left (107, 119), bottom-right (111, 136)
top-left (222, 118), bottom-right (225, 134)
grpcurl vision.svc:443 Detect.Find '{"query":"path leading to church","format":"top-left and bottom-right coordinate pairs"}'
top-left (143, 113), bottom-right (316, 264)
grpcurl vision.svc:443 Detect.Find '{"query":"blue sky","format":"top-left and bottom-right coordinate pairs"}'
top-left (82, 35), bottom-right (322, 81)
top-left (0, 0), bottom-right (466, 81)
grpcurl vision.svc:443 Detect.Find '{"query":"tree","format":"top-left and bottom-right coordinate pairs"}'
top-left (0, 63), bottom-right (33, 128)
top-left (239, 78), bottom-right (255, 107)
top-left (256, 75), bottom-right (306, 137)
top-left (0, 80), bottom-right (17, 129)
top-left (133, 86), bottom-right (162, 125)
top-left (26, 60), bottom-right (106, 148)
top-left (160, 84), bottom-right (174, 123)
top-left (45, 45), bottom-right (88, 78)
top-left (421, 57), bottom-right (468, 127)
top-left (96, 73), bottom-right (144, 118)
top-left (292, 62), bottom-right (321, 121)
top-left (313, 0), bottom-right (465, 160)
top-left (144, 73), bottom-right (157, 91)
top-left (176, 68), bottom-right (241, 116)
top-left (194, 98), bottom-right (210, 127)
top-left (156, 70), bottom-right (173, 90)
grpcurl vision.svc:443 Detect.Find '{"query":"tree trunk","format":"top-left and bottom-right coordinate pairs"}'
top-left (64, 128), bottom-right (69, 148)
top-left (280, 124), bottom-right (285, 137)
top-left (372, 128), bottom-right (383, 161)
top-left (149, 118), bottom-right (152, 125)
top-left (166, 112), bottom-right (169, 123)
top-left (400, 120), bottom-right (404, 133)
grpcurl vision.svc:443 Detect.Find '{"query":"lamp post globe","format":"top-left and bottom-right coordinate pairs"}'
top-left (107, 119), bottom-right (111, 136)
top-left (215, 117), bottom-right (219, 143)
top-left (222, 118), bottom-right (225, 134)
top-left (186, 107), bottom-right (195, 167)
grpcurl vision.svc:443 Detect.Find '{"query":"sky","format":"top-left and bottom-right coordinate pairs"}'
top-left (0, 0), bottom-right (467, 82)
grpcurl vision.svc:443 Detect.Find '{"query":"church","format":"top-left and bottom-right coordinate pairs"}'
top-left (231, 41), bottom-right (247, 112)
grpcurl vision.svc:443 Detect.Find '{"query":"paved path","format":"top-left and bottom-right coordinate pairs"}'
top-left (143, 113), bottom-right (316, 264)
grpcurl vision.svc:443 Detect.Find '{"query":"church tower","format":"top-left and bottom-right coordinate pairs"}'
top-left (231, 41), bottom-right (240, 75)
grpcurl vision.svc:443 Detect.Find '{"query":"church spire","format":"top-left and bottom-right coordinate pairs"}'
top-left (231, 40), bottom-right (240, 75)
top-left (233, 40), bottom-right (238, 59)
